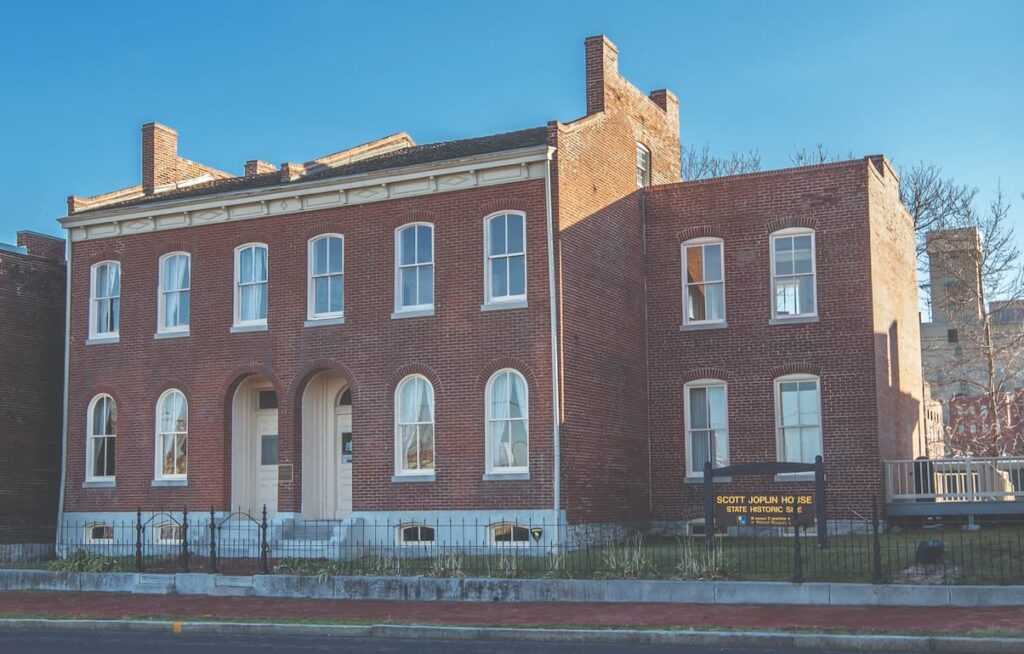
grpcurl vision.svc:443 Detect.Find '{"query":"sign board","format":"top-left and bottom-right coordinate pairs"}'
top-left (714, 492), bottom-right (815, 527)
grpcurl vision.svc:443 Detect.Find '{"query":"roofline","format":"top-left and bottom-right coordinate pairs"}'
top-left (61, 144), bottom-right (551, 229)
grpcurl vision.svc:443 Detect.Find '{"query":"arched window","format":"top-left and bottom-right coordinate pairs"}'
top-left (89, 261), bottom-right (120, 340)
top-left (484, 212), bottom-right (526, 305)
top-left (158, 252), bottom-right (190, 334)
top-left (774, 374), bottom-right (822, 464)
top-left (489, 523), bottom-right (530, 546)
top-left (86, 394), bottom-right (116, 481)
top-left (156, 389), bottom-right (188, 480)
top-left (397, 523), bottom-right (435, 546)
top-left (394, 375), bottom-right (434, 475)
top-left (683, 380), bottom-right (729, 477)
top-left (394, 223), bottom-right (434, 313)
top-left (485, 369), bottom-right (528, 473)
top-left (234, 243), bottom-right (268, 327)
top-left (770, 228), bottom-right (816, 319)
top-left (681, 238), bottom-right (725, 326)
top-left (307, 234), bottom-right (344, 321)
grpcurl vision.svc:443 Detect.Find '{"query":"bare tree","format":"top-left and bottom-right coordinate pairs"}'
top-left (788, 144), bottom-right (853, 166)
top-left (898, 162), bottom-right (977, 259)
top-left (681, 143), bottom-right (761, 180)
top-left (928, 185), bottom-right (1024, 456)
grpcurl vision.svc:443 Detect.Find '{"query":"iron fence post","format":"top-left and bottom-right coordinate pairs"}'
top-left (703, 461), bottom-right (715, 553)
top-left (209, 507), bottom-right (218, 574)
top-left (260, 504), bottom-right (270, 574)
top-left (793, 524), bottom-right (803, 583)
top-left (181, 506), bottom-right (190, 573)
top-left (814, 455), bottom-right (828, 548)
top-left (135, 509), bottom-right (143, 572)
top-left (872, 498), bottom-right (883, 583)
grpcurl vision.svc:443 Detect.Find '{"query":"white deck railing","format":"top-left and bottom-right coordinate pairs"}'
top-left (885, 457), bottom-right (1024, 503)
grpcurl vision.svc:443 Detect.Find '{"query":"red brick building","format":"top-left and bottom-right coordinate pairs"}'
top-left (0, 231), bottom-right (65, 557)
top-left (56, 36), bottom-right (922, 548)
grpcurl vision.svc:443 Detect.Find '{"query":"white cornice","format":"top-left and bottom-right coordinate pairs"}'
top-left (62, 145), bottom-right (553, 242)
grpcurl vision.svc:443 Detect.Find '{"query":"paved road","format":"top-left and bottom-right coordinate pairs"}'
top-left (1, 628), bottom-right (912, 654)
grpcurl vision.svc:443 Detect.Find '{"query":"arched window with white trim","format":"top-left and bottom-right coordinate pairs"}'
top-left (484, 212), bottom-right (526, 305)
top-left (683, 379), bottom-right (729, 477)
top-left (86, 394), bottom-right (116, 481)
top-left (307, 234), bottom-right (344, 321)
top-left (158, 252), bottom-right (190, 334)
top-left (682, 238), bottom-right (725, 326)
top-left (485, 369), bottom-right (529, 473)
top-left (89, 261), bottom-right (120, 340)
top-left (234, 243), bottom-right (268, 327)
top-left (156, 389), bottom-right (188, 480)
top-left (394, 223), bottom-right (434, 313)
top-left (397, 523), bottom-right (435, 546)
top-left (489, 522), bottom-right (530, 546)
top-left (774, 374), bottom-right (822, 464)
top-left (394, 375), bottom-right (434, 475)
top-left (770, 228), bottom-right (816, 319)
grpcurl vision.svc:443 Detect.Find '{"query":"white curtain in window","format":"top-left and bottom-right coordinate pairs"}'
top-left (396, 376), bottom-right (434, 472)
top-left (489, 371), bottom-right (528, 469)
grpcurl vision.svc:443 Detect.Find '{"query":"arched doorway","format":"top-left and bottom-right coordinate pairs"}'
top-left (301, 371), bottom-right (353, 519)
top-left (231, 376), bottom-right (279, 517)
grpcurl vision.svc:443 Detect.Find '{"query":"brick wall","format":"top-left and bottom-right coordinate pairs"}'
top-left (0, 233), bottom-right (65, 539)
top-left (63, 180), bottom-right (554, 514)
top-left (644, 160), bottom-right (915, 520)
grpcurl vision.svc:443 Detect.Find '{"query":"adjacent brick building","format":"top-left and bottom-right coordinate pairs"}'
top-left (0, 231), bottom-right (65, 557)
top-left (56, 35), bottom-right (923, 548)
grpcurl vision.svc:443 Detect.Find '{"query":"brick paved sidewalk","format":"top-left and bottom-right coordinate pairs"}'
top-left (1, 591), bottom-right (1022, 635)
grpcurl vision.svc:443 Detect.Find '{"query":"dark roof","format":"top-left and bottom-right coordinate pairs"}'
top-left (77, 126), bottom-right (549, 214)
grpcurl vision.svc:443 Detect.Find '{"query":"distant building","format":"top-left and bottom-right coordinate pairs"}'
top-left (0, 231), bottom-right (65, 559)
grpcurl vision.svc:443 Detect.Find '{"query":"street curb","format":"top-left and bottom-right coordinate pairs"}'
top-left (1, 618), bottom-right (1022, 652)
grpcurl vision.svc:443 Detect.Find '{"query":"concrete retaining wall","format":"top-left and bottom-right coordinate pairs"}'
top-left (1, 569), bottom-right (1023, 607)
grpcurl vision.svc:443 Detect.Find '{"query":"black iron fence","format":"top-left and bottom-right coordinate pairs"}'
top-left (7, 507), bottom-right (1024, 584)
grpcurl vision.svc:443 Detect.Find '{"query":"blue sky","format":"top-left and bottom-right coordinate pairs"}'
top-left (1, 0), bottom-right (1021, 244)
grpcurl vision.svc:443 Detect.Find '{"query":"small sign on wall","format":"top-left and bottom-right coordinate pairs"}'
top-left (278, 464), bottom-right (294, 483)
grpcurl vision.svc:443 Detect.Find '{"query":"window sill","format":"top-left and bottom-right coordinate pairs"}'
top-left (152, 478), bottom-right (188, 487)
top-left (774, 473), bottom-right (815, 483)
top-left (482, 472), bottom-right (530, 481)
top-left (391, 473), bottom-right (436, 483)
top-left (82, 480), bottom-right (115, 489)
top-left (680, 322), bottom-right (727, 332)
top-left (391, 308), bottom-right (435, 320)
top-left (85, 336), bottom-right (119, 346)
top-left (305, 316), bottom-right (346, 328)
top-left (230, 323), bottom-right (268, 333)
top-left (154, 330), bottom-right (189, 340)
top-left (481, 299), bottom-right (528, 312)
top-left (684, 476), bottom-right (733, 484)
top-left (769, 315), bottom-right (819, 326)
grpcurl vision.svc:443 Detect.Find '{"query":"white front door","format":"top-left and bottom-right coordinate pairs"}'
top-left (256, 412), bottom-right (278, 518)
top-left (334, 408), bottom-right (352, 519)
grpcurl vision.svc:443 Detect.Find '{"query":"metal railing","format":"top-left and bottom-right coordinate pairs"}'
top-left (885, 457), bottom-right (1024, 503)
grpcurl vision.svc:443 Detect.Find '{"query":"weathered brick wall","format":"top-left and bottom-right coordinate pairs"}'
top-left (63, 180), bottom-right (555, 514)
top-left (0, 233), bottom-right (65, 538)
top-left (552, 36), bottom-right (680, 523)
top-left (644, 161), bottom-right (893, 520)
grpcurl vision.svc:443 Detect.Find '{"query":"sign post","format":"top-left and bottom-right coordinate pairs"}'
top-left (701, 455), bottom-right (828, 551)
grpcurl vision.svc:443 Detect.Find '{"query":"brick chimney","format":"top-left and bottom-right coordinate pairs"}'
top-left (245, 160), bottom-right (277, 177)
top-left (142, 122), bottom-right (179, 195)
top-left (585, 35), bottom-right (619, 115)
top-left (16, 231), bottom-right (65, 261)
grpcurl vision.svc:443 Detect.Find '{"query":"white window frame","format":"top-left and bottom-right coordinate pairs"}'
top-left (307, 234), bottom-right (345, 321)
top-left (153, 522), bottom-right (182, 545)
top-left (484, 369), bottom-right (529, 475)
top-left (488, 522), bottom-right (531, 547)
top-left (483, 211), bottom-right (527, 306)
top-left (396, 523), bottom-right (436, 546)
top-left (773, 374), bottom-right (823, 465)
top-left (84, 523), bottom-right (114, 545)
top-left (89, 261), bottom-right (120, 340)
top-left (681, 238), bottom-right (726, 326)
top-left (394, 223), bottom-right (434, 314)
top-left (157, 252), bottom-right (190, 335)
top-left (155, 389), bottom-right (188, 481)
top-left (770, 228), bottom-right (817, 320)
top-left (683, 380), bottom-right (730, 478)
top-left (636, 143), bottom-right (651, 187)
top-left (233, 243), bottom-right (268, 328)
top-left (85, 394), bottom-right (116, 482)
top-left (394, 374), bottom-right (435, 477)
